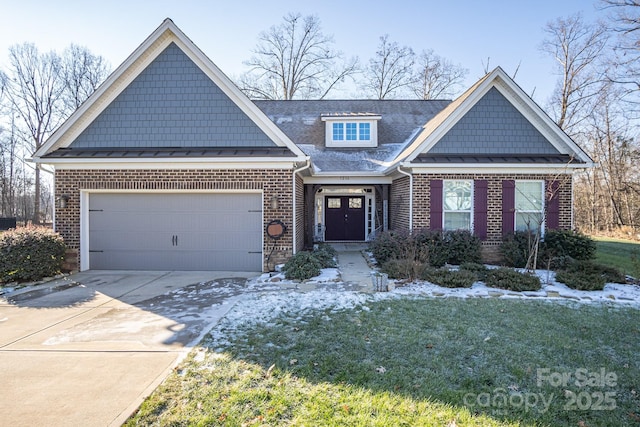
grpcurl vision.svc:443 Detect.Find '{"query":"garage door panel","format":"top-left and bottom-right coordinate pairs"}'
top-left (88, 193), bottom-right (262, 271)
top-left (89, 231), bottom-right (174, 251)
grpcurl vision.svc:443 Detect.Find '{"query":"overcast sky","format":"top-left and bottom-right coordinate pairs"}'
top-left (1, 0), bottom-right (603, 105)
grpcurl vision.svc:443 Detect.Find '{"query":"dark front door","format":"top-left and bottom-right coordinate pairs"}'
top-left (324, 196), bottom-right (365, 241)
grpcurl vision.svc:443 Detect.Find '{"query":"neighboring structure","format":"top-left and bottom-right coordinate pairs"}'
top-left (32, 19), bottom-right (592, 272)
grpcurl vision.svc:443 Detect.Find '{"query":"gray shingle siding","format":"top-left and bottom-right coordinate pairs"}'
top-left (70, 43), bottom-right (276, 149)
top-left (428, 87), bottom-right (559, 155)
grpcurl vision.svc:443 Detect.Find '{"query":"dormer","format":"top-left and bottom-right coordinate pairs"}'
top-left (321, 113), bottom-right (381, 148)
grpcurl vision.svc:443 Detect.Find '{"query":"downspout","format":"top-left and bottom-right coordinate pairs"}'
top-left (570, 173), bottom-right (575, 230)
top-left (396, 163), bottom-right (413, 231)
top-left (292, 159), bottom-right (311, 254)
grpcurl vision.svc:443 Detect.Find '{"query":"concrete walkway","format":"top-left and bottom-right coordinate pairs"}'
top-left (335, 248), bottom-right (374, 291)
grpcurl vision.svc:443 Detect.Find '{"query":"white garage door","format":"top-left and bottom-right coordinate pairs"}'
top-left (88, 193), bottom-right (262, 271)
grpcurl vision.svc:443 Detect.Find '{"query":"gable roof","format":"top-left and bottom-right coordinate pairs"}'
top-left (32, 19), bottom-right (306, 163)
top-left (393, 67), bottom-right (593, 170)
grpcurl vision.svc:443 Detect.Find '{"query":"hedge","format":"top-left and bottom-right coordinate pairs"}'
top-left (0, 226), bottom-right (67, 283)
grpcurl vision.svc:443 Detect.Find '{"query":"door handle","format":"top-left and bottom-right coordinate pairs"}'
top-left (172, 235), bottom-right (177, 246)
top-left (175, 235), bottom-right (178, 246)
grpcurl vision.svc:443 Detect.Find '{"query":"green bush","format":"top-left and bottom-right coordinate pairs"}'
top-left (370, 229), bottom-right (482, 268)
top-left (368, 230), bottom-right (414, 265)
top-left (500, 231), bottom-right (536, 268)
top-left (0, 226), bottom-right (67, 283)
top-left (282, 251), bottom-right (322, 280)
top-left (444, 230), bottom-right (482, 265)
top-left (555, 260), bottom-right (626, 291)
top-left (460, 262), bottom-right (489, 281)
top-left (413, 229), bottom-right (447, 267)
top-left (381, 259), bottom-right (425, 280)
top-left (540, 229), bottom-right (596, 263)
top-left (484, 267), bottom-right (541, 292)
top-left (555, 269), bottom-right (605, 291)
top-left (420, 267), bottom-right (477, 288)
top-left (313, 243), bottom-right (337, 268)
top-left (501, 230), bottom-right (597, 269)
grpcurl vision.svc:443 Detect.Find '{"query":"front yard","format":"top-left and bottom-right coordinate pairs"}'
top-left (594, 236), bottom-right (640, 277)
top-left (127, 292), bottom-right (640, 426)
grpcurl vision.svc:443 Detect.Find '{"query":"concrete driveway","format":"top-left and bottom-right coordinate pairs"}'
top-left (0, 270), bottom-right (257, 426)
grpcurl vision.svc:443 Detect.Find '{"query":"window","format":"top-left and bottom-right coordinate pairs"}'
top-left (348, 198), bottom-right (362, 209)
top-left (332, 123), bottom-right (344, 141)
top-left (332, 121), bottom-right (369, 141)
top-left (323, 117), bottom-right (379, 147)
top-left (515, 180), bottom-right (544, 233)
top-left (327, 198), bottom-right (341, 209)
top-left (346, 123), bottom-right (357, 140)
top-left (359, 123), bottom-right (370, 140)
top-left (443, 180), bottom-right (472, 231)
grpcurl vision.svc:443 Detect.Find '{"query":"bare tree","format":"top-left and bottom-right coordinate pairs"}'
top-left (410, 49), bottom-right (468, 99)
top-left (0, 115), bottom-right (20, 217)
top-left (240, 13), bottom-right (358, 100)
top-left (61, 44), bottom-right (110, 112)
top-left (540, 14), bottom-right (609, 137)
top-left (4, 43), bottom-right (66, 224)
top-left (362, 35), bottom-right (415, 99)
top-left (600, 0), bottom-right (640, 104)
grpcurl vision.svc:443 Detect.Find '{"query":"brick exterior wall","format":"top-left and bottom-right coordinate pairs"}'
top-left (390, 176), bottom-right (410, 231)
top-left (55, 168), bottom-right (295, 272)
top-left (294, 174), bottom-right (305, 253)
top-left (389, 172), bottom-right (573, 263)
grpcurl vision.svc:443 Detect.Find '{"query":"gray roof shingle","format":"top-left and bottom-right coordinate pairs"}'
top-left (254, 100), bottom-right (450, 148)
top-left (255, 100), bottom-right (450, 172)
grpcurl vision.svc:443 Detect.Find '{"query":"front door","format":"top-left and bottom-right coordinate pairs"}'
top-left (324, 196), bottom-right (365, 241)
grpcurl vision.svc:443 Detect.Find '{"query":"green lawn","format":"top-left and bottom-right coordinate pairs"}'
top-left (127, 298), bottom-right (640, 426)
top-left (593, 236), bottom-right (640, 277)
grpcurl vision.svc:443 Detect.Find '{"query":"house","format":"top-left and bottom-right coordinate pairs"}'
top-left (32, 19), bottom-right (592, 272)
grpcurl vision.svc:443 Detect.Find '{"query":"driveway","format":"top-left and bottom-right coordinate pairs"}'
top-left (0, 270), bottom-right (258, 426)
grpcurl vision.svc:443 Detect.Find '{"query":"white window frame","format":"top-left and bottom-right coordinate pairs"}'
top-left (443, 179), bottom-right (473, 232)
top-left (515, 180), bottom-right (545, 235)
top-left (321, 116), bottom-right (380, 148)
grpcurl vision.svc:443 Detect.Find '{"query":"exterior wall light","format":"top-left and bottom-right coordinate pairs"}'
top-left (58, 195), bottom-right (70, 209)
top-left (270, 195), bottom-right (279, 210)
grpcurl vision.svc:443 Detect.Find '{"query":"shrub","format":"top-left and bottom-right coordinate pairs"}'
top-left (313, 243), bottom-right (337, 268)
top-left (484, 267), bottom-right (541, 292)
top-left (282, 251), bottom-right (322, 280)
top-left (413, 229), bottom-right (447, 267)
top-left (420, 267), bottom-right (477, 288)
top-left (460, 262), bottom-right (488, 281)
top-left (368, 230), bottom-right (413, 265)
top-left (501, 230), bottom-right (597, 269)
top-left (500, 231), bottom-right (536, 268)
top-left (444, 230), bottom-right (482, 265)
top-left (555, 269), bottom-right (605, 291)
top-left (0, 226), bottom-right (67, 283)
top-left (555, 260), bottom-right (626, 291)
top-left (370, 229), bottom-right (482, 269)
top-left (381, 259), bottom-right (425, 280)
top-left (540, 230), bottom-right (596, 263)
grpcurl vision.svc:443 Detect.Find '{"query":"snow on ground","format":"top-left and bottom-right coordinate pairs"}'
top-left (204, 265), bottom-right (640, 351)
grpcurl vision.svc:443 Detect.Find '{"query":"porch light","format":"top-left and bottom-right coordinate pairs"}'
top-left (270, 195), bottom-right (279, 210)
top-left (58, 195), bottom-right (70, 209)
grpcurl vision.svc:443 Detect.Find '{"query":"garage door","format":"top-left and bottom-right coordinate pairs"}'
top-left (88, 193), bottom-right (262, 271)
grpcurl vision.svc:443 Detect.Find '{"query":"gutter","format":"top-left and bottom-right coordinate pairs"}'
top-left (292, 159), bottom-right (311, 254)
top-left (396, 163), bottom-right (413, 230)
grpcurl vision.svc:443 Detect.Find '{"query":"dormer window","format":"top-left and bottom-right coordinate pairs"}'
top-left (322, 114), bottom-right (380, 148)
